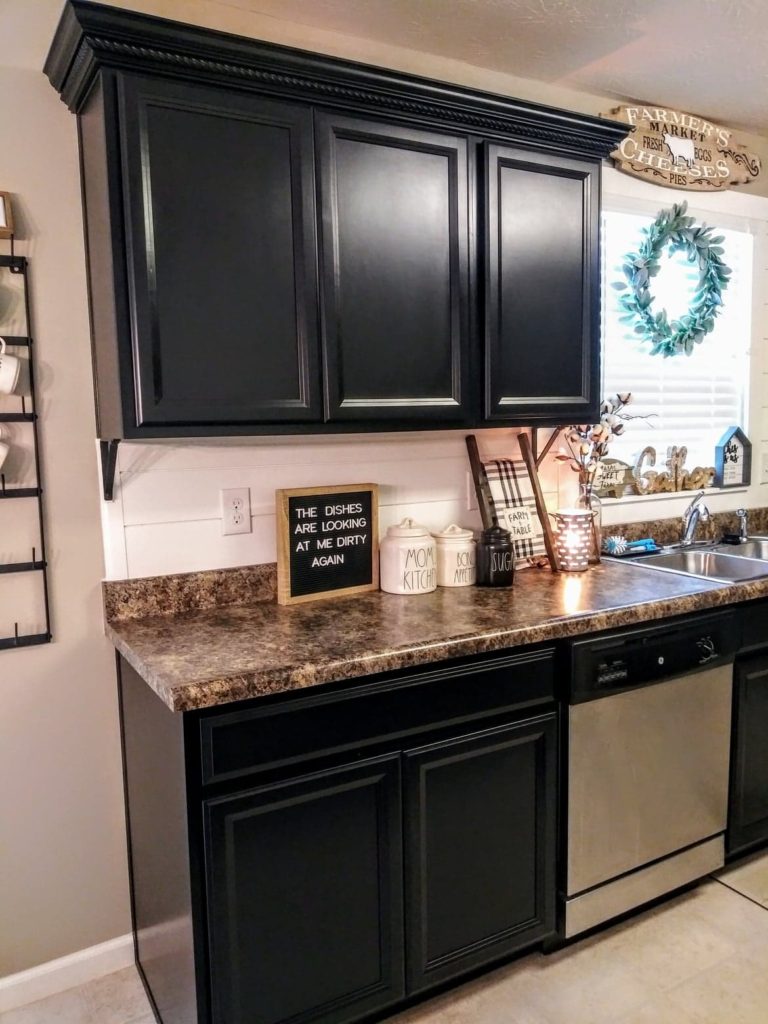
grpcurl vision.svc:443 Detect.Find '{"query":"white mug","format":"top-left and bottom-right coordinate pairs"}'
top-left (0, 425), bottom-right (8, 473)
top-left (0, 338), bottom-right (21, 395)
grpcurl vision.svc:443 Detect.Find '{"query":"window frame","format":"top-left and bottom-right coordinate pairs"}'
top-left (595, 167), bottom-right (768, 524)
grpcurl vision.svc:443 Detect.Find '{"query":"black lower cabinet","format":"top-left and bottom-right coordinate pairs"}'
top-left (729, 654), bottom-right (768, 855)
top-left (119, 649), bottom-right (558, 1024)
top-left (204, 755), bottom-right (404, 1024)
top-left (404, 716), bottom-right (557, 992)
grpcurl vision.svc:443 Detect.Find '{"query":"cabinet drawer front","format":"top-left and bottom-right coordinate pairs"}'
top-left (483, 144), bottom-right (600, 423)
top-left (118, 74), bottom-right (321, 427)
top-left (204, 754), bottom-right (404, 1024)
top-left (403, 714), bottom-right (558, 991)
top-left (200, 649), bottom-right (555, 784)
top-left (316, 113), bottom-right (470, 423)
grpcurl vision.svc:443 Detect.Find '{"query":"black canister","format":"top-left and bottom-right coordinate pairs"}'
top-left (476, 525), bottom-right (514, 586)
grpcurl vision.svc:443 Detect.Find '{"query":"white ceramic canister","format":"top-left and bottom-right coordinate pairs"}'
top-left (380, 518), bottom-right (437, 595)
top-left (434, 524), bottom-right (476, 587)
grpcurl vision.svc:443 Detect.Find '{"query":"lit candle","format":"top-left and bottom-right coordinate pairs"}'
top-left (551, 509), bottom-right (594, 572)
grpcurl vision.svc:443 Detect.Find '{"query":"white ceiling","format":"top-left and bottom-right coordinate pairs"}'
top-left (212, 0), bottom-right (768, 134)
top-left (4, 0), bottom-right (768, 134)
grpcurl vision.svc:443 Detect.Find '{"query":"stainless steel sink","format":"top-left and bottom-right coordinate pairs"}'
top-left (632, 548), bottom-right (768, 582)
top-left (713, 537), bottom-right (768, 560)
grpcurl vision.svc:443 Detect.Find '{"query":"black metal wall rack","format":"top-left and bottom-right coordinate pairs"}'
top-left (0, 253), bottom-right (52, 650)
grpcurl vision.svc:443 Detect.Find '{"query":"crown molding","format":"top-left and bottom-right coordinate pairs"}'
top-left (45, 1), bottom-right (625, 158)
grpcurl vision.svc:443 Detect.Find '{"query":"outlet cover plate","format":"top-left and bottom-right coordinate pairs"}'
top-left (221, 487), bottom-right (252, 535)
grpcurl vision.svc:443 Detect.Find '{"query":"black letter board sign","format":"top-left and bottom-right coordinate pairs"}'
top-left (276, 484), bottom-right (379, 605)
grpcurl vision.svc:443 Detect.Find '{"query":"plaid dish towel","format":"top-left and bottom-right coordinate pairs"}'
top-left (484, 459), bottom-right (547, 567)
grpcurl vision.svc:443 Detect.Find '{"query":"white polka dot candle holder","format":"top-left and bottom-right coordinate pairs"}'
top-left (551, 509), bottom-right (595, 572)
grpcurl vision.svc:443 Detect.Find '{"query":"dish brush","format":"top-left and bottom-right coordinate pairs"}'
top-left (603, 536), bottom-right (658, 556)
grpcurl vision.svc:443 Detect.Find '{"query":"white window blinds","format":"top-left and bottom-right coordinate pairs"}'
top-left (601, 207), bottom-right (753, 469)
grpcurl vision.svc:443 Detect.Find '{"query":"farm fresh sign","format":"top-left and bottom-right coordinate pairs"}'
top-left (609, 105), bottom-right (761, 191)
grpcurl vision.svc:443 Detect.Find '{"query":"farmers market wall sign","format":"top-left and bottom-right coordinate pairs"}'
top-left (608, 105), bottom-right (761, 191)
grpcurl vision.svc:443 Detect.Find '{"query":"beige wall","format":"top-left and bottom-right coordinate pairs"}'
top-left (1, 0), bottom-right (768, 979)
top-left (0, 65), bottom-right (129, 975)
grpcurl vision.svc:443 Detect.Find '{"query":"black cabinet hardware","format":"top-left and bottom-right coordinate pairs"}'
top-left (99, 440), bottom-right (119, 503)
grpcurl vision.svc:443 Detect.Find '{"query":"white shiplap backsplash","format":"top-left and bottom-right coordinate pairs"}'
top-left (100, 430), bottom-right (568, 580)
top-left (99, 425), bottom-right (768, 581)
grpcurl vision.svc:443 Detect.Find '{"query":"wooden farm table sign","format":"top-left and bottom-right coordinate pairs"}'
top-left (608, 105), bottom-right (761, 191)
top-left (276, 484), bottom-right (379, 605)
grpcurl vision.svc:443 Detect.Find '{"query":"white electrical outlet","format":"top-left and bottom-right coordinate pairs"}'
top-left (221, 487), bottom-right (252, 535)
top-left (762, 453), bottom-right (768, 484)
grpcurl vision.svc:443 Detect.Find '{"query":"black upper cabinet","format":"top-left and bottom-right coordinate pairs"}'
top-left (316, 114), bottom-right (470, 423)
top-left (484, 145), bottom-right (600, 423)
top-left (118, 75), bottom-right (321, 429)
top-left (47, 1), bottom-right (625, 439)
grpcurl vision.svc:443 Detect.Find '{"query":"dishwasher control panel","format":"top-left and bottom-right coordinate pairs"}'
top-left (570, 611), bottom-right (738, 703)
top-left (595, 659), bottom-right (629, 687)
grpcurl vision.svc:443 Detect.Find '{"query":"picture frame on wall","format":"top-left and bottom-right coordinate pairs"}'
top-left (0, 192), bottom-right (13, 239)
top-left (714, 426), bottom-right (752, 488)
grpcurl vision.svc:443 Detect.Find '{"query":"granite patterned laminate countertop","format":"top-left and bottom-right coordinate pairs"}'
top-left (103, 559), bottom-right (768, 712)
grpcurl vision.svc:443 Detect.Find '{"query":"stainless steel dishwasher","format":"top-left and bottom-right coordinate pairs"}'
top-left (563, 611), bottom-right (737, 938)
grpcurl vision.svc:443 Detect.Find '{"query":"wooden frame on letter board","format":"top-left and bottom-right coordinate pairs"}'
top-left (276, 483), bottom-right (379, 605)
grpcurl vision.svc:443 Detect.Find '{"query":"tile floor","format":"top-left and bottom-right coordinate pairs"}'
top-left (3, 852), bottom-right (768, 1024)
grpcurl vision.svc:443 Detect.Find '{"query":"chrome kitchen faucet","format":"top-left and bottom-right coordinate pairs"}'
top-left (680, 491), bottom-right (711, 547)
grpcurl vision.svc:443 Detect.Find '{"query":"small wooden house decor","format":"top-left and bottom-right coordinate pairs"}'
top-left (714, 426), bottom-right (751, 488)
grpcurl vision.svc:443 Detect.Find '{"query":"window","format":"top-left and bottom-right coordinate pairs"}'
top-left (601, 206), bottom-right (753, 471)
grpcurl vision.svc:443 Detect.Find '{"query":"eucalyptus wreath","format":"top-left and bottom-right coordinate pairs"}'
top-left (612, 201), bottom-right (731, 358)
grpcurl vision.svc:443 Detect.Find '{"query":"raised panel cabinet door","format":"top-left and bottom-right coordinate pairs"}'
top-left (204, 754), bottom-right (404, 1024)
top-left (484, 144), bottom-right (600, 423)
top-left (118, 74), bottom-right (321, 428)
top-left (316, 113), bottom-right (470, 423)
top-left (403, 714), bottom-right (557, 993)
top-left (728, 656), bottom-right (768, 855)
